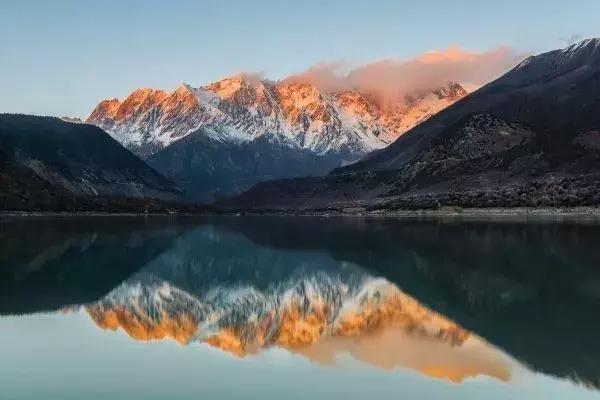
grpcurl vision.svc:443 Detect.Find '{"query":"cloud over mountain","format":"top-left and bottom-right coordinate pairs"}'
top-left (285, 46), bottom-right (525, 104)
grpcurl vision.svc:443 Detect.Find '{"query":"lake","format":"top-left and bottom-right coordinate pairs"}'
top-left (1, 216), bottom-right (600, 400)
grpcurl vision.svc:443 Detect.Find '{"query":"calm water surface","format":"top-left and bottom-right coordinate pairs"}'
top-left (1, 216), bottom-right (600, 400)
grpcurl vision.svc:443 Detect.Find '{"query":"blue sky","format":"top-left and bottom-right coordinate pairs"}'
top-left (1, 0), bottom-right (599, 118)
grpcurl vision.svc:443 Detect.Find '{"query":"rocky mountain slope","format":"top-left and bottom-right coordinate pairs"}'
top-left (0, 114), bottom-right (182, 211)
top-left (226, 38), bottom-right (600, 210)
top-left (87, 77), bottom-right (466, 201)
top-left (146, 132), bottom-right (343, 201)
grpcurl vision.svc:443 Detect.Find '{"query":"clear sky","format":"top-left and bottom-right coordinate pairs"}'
top-left (1, 0), bottom-right (599, 118)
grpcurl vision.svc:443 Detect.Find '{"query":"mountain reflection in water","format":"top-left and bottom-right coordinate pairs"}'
top-left (84, 251), bottom-right (511, 383)
top-left (2, 216), bottom-right (600, 394)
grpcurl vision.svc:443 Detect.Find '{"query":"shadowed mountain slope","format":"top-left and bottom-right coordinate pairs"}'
top-left (0, 114), bottom-right (183, 211)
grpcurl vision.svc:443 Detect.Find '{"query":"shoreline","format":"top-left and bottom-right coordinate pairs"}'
top-left (0, 211), bottom-right (210, 218)
top-left (3, 207), bottom-right (600, 221)
top-left (367, 207), bottom-right (600, 222)
top-left (227, 206), bottom-right (600, 222)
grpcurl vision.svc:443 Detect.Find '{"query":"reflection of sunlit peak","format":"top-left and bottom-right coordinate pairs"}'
top-left (84, 273), bottom-right (514, 382)
top-left (294, 329), bottom-right (513, 383)
top-left (87, 305), bottom-right (198, 346)
top-left (334, 278), bottom-right (469, 345)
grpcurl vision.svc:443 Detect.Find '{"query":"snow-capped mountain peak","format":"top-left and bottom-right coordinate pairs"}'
top-left (510, 37), bottom-right (600, 82)
top-left (205, 74), bottom-right (269, 100)
top-left (86, 77), bottom-right (468, 159)
top-left (87, 98), bottom-right (120, 122)
top-left (562, 37), bottom-right (600, 55)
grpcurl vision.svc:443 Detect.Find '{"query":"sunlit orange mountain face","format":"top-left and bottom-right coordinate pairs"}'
top-left (86, 76), bottom-right (467, 159)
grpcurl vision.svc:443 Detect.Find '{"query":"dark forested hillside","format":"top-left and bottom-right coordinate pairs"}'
top-left (0, 114), bottom-right (183, 211)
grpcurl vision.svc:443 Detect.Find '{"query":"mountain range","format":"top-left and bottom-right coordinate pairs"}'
top-left (87, 77), bottom-right (467, 201)
top-left (2, 38), bottom-right (600, 212)
top-left (227, 38), bottom-right (600, 211)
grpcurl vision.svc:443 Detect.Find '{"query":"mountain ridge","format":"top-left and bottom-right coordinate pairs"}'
top-left (87, 77), bottom-right (467, 160)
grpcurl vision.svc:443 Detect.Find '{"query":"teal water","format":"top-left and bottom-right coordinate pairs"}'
top-left (1, 216), bottom-right (600, 400)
